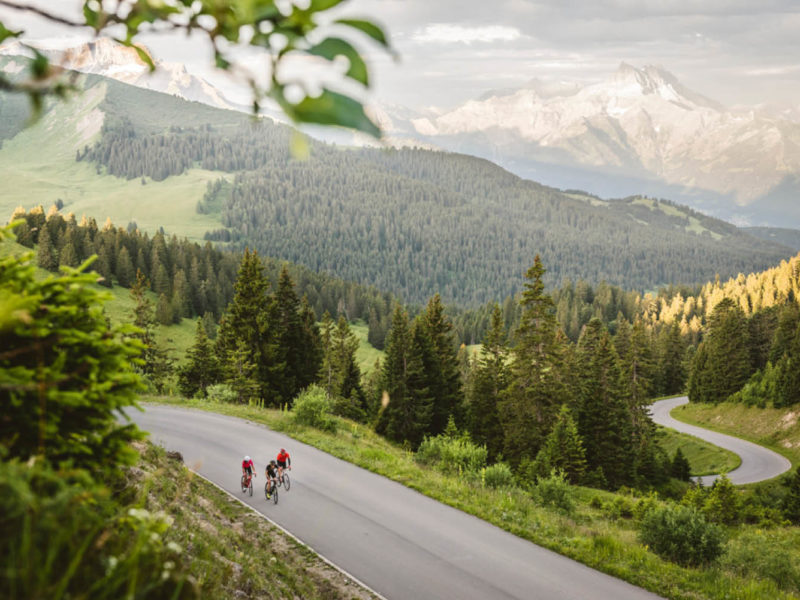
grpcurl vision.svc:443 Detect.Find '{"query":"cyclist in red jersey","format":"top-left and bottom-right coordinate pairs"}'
top-left (276, 448), bottom-right (291, 478)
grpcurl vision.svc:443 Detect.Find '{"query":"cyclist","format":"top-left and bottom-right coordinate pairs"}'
top-left (265, 459), bottom-right (279, 499)
top-left (242, 455), bottom-right (256, 489)
top-left (276, 448), bottom-right (291, 482)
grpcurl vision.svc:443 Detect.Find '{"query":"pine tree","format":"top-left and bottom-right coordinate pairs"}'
top-left (215, 249), bottom-right (280, 404)
top-left (116, 245), bottom-right (135, 287)
top-left (671, 448), bottom-right (692, 481)
top-left (36, 224), bottom-right (58, 271)
top-left (130, 270), bottom-right (173, 393)
top-left (657, 321), bottom-right (686, 395)
top-left (177, 319), bottom-right (221, 398)
top-left (226, 339), bottom-right (260, 403)
top-left (328, 316), bottom-right (367, 420)
top-left (690, 298), bottom-right (750, 403)
top-left (375, 306), bottom-right (432, 447)
top-left (421, 294), bottom-right (463, 434)
top-left (620, 319), bottom-right (657, 455)
top-left (529, 404), bottom-right (587, 484)
top-left (58, 241), bottom-right (79, 268)
top-left (273, 265), bottom-right (304, 404)
top-left (574, 318), bottom-right (634, 489)
top-left (319, 311), bottom-right (335, 397)
top-left (500, 256), bottom-right (569, 469)
top-left (467, 304), bottom-right (508, 461)
top-left (297, 294), bottom-right (322, 391)
top-left (775, 324), bottom-right (800, 407)
top-left (156, 293), bottom-right (173, 326)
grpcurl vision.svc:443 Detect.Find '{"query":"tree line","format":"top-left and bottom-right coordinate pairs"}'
top-left (177, 251), bottom-right (689, 491)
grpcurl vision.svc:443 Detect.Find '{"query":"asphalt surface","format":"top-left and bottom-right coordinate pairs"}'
top-left (650, 396), bottom-right (791, 485)
top-left (130, 405), bottom-right (664, 600)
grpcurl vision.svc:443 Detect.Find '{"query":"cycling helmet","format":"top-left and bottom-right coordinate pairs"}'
top-left (280, 448), bottom-right (285, 453)
top-left (270, 459), bottom-right (277, 465)
top-left (244, 455), bottom-right (250, 461)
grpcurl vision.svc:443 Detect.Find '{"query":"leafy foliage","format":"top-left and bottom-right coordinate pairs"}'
top-left (292, 385), bottom-right (337, 432)
top-left (638, 504), bottom-right (725, 567)
top-left (0, 224), bottom-right (142, 471)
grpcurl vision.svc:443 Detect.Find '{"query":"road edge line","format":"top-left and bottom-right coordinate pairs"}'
top-left (189, 468), bottom-right (389, 600)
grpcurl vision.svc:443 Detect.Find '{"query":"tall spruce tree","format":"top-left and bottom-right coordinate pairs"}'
top-left (574, 318), bottom-right (634, 489)
top-left (690, 298), bottom-right (750, 403)
top-left (177, 319), bottom-right (220, 398)
top-left (656, 321), bottom-right (686, 396)
top-left (500, 255), bottom-right (569, 469)
top-left (467, 304), bottom-right (508, 461)
top-left (215, 249), bottom-right (280, 404)
top-left (130, 270), bottom-right (172, 393)
top-left (36, 224), bottom-right (58, 272)
top-left (375, 306), bottom-right (432, 447)
top-left (421, 293), bottom-right (463, 434)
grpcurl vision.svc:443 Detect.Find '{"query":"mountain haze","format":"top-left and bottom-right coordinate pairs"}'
top-left (384, 63), bottom-right (800, 228)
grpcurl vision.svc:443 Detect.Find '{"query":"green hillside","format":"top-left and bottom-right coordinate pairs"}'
top-left (0, 66), bottom-right (794, 307)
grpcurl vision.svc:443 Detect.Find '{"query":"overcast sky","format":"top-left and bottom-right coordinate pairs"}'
top-left (1, 0), bottom-right (799, 110)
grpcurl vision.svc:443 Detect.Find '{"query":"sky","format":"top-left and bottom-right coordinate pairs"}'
top-left (1, 0), bottom-right (799, 111)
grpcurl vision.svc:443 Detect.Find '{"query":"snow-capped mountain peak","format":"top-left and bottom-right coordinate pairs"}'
top-left (0, 38), bottom-right (242, 112)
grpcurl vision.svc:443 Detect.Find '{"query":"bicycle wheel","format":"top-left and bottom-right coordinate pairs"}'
top-left (271, 481), bottom-right (279, 504)
top-left (241, 475), bottom-right (247, 493)
top-left (282, 473), bottom-right (290, 491)
top-left (248, 480), bottom-right (253, 496)
top-left (264, 481), bottom-right (270, 500)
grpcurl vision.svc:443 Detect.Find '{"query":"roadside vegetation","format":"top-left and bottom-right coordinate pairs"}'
top-left (149, 394), bottom-right (800, 600)
top-left (657, 427), bottom-right (741, 476)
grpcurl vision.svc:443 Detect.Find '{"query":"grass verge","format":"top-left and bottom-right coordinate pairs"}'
top-left (144, 396), bottom-right (800, 600)
top-left (657, 426), bottom-right (741, 476)
top-left (671, 402), bottom-right (800, 467)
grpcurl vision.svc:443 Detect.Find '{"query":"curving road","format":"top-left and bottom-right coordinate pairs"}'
top-left (650, 396), bottom-right (791, 485)
top-left (131, 405), bottom-right (663, 600)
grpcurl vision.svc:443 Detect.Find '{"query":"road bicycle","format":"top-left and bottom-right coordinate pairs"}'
top-left (265, 477), bottom-right (279, 504)
top-left (277, 468), bottom-right (290, 491)
top-left (241, 472), bottom-right (253, 496)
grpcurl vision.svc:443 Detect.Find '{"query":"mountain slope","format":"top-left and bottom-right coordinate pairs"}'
top-left (0, 62), bottom-right (794, 306)
top-left (386, 64), bottom-right (800, 228)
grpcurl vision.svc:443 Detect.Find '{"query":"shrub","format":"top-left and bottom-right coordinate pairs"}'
top-left (415, 434), bottom-right (487, 476)
top-left (482, 463), bottom-right (514, 489)
top-left (206, 383), bottom-right (238, 404)
top-left (293, 385), bottom-right (338, 432)
top-left (703, 475), bottom-right (741, 525)
top-left (638, 503), bottom-right (725, 566)
top-left (534, 469), bottom-right (575, 514)
top-left (633, 492), bottom-right (660, 522)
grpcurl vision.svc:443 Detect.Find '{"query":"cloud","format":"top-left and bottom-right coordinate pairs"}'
top-left (411, 24), bottom-right (522, 45)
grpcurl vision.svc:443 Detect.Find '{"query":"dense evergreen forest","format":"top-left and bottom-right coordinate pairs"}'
top-left (78, 114), bottom-right (793, 307)
top-left (10, 206), bottom-right (399, 342)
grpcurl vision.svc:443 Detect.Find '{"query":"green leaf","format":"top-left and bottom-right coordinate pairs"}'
top-left (308, 37), bottom-right (368, 86)
top-left (335, 19), bottom-right (391, 50)
top-left (116, 39), bottom-right (155, 71)
top-left (310, 0), bottom-right (347, 11)
top-left (0, 21), bottom-right (22, 44)
top-left (291, 88), bottom-right (380, 138)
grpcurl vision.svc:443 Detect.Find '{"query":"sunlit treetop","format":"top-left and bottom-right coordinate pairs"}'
top-left (0, 0), bottom-right (393, 137)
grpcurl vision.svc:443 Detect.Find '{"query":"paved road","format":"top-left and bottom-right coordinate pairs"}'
top-left (131, 405), bottom-right (663, 600)
top-left (650, 396), bottom-right (791, 485)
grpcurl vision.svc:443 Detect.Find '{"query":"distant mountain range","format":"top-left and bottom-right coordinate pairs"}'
top-left (0, 46), bottom-right (797, 306)
top-left (373, 64), bottom-right (800, 228)
top-left (4, 41), bottom-right (798, 228)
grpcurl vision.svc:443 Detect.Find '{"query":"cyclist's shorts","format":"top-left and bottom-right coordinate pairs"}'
top-left (277, 460), bottom-right (287, 469)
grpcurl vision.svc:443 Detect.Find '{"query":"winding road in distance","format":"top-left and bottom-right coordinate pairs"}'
top-left (650, 396), bottom-right (791, 485)
top-left (131, 405), bottom-right (663, 600)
